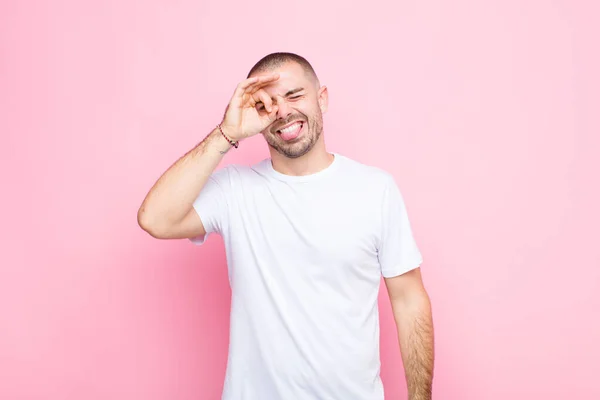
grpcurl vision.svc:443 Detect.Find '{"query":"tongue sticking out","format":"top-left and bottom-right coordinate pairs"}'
top-left (279, 122), bottom-right (303, 141)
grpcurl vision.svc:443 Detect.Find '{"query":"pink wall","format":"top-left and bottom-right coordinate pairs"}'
top-left (2, 0), bottom-right (599, 399)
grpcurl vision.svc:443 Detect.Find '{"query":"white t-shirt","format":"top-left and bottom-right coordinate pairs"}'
top-left (190, 153), bottom-right (423, 400)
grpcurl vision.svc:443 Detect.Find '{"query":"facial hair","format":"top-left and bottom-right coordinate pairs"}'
top-left (263, 109), bottom-right (324, 159)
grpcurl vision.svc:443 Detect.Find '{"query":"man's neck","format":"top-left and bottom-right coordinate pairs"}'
top-left (270, 144), bottom-right (334, 177)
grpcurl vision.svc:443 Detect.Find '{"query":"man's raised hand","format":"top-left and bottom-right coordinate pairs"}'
top-left (220, 74), bottom-right (280, 141)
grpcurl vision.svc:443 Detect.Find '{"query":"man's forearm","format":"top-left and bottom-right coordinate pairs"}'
top-left (137, 127), bottom-right (231, 235)
top-left (393, 291), bottom-right (435, 400)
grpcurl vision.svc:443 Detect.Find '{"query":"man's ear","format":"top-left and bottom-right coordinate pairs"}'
top-left (318, 86), bottom-right (329, 114)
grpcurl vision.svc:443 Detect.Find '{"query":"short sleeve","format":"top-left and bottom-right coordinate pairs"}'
top-left (189, 166), bottom-right (232, 246)
top-left (377, 176), bottom-right (423, 278)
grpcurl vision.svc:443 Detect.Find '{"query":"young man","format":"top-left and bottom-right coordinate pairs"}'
top-left (138, 52), bottom-right (434, 400)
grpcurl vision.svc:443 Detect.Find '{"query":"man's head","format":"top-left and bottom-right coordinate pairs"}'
top-left (247, 52), bottom-right (328, 159)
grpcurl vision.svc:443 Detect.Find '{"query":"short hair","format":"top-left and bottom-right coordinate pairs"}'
top-left (247, 52), bottom-right (319, 83)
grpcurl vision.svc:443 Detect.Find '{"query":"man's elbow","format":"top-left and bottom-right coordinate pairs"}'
top-left (137, 207), bottom-right (164, 238)
top-left (393, 288), bottom-right (432, 315)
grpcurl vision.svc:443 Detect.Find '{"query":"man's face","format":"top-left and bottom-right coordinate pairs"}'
top-left (254, 62), bottom-right (328, 159)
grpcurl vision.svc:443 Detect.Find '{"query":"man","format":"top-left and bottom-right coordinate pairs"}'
top-left (137, 52), bottom-right (434, 400)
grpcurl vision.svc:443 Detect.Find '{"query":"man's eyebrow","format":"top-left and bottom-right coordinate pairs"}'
top-left (284, 88), bottom-right (304, 97)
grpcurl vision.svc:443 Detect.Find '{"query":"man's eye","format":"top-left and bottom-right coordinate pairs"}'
top-left (289, 95), bottom-right (303, 100)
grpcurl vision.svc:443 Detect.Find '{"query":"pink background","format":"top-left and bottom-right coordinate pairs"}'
top-left (2, 0), bottom-right (599, 399)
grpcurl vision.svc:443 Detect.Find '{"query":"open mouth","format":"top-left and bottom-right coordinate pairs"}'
top-left (276, 121), bottom-right (304, 141)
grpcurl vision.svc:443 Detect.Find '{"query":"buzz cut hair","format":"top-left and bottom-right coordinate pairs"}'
top-left (247, 52), bottom-right (319, 83)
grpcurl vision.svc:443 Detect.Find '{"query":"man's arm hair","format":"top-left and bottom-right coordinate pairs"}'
top-left (137, 128), bottom-right (231, 239)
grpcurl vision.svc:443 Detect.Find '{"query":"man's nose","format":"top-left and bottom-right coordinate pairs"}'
top-left (275, 97), bottom-right (292, 119)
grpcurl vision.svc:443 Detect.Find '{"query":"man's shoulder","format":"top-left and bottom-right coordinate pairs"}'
top-left (212, 154), bottom-right (396, 189)
top-left (336, 153), bottom-right (395, 186)
top-left (209, 159), bottom-right (270, 183)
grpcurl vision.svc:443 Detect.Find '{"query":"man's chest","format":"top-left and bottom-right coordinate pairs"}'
top-left (230, 182), bottom-right (382, 269)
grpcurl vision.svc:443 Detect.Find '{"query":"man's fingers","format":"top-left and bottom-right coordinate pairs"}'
top-left (236, 76), bottom-right (260, 91)
top-left (253, 89), bottom-right (273, 112)
top-left (255, 73), bottom-right (280, 85)
top-left (230, 73), bottom-right (279, 108)
top-left (245, 73), bottom-right (280, 95)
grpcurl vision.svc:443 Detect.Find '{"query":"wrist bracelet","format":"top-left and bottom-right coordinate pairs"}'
top-left (217, 124), bottom-right (239, 148)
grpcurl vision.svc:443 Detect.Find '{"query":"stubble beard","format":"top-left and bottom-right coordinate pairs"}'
top-left (263, 110), bottom-right (324, 159)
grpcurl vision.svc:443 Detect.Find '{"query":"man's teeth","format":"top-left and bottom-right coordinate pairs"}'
top-left (279, 122), bottom-right (302, 134)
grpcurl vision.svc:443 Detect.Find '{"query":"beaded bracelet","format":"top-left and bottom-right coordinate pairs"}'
top-left (217, 124), bottom-right (239, 148)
